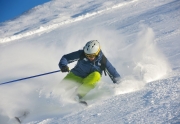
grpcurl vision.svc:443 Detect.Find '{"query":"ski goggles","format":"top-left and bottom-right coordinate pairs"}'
top-left (85, 48), bottom-right (100, 58)
top-left (85, 53), bottom-right (97, 58)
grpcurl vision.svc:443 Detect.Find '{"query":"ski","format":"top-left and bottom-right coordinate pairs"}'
top-left (14, 111), bottom-right (29, 124)
top-left (79, 101), bottom-right (88, 106)
top-left (15, 117), bottom-right (21, 124)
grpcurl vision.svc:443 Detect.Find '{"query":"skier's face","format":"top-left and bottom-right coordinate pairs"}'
top-left (87, 56), bottom-right (96, 61)
top-left (85, 53), bottom-right (96, 61)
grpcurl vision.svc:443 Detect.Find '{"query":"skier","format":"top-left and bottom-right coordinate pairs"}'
top-left (58, 40), bottom-right (120, 103)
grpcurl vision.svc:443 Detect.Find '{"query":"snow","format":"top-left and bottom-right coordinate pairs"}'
top-left (0, 0), bottom-right (180, 124)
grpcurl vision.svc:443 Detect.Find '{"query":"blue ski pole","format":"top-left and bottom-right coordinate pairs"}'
top-left (0, 70), bottom-right (61, 86)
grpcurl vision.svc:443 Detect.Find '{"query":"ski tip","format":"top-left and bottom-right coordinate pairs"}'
top-left (15, 117), bottom-right (21, 124)
top-left (79, 101), bottom-right (88, 106)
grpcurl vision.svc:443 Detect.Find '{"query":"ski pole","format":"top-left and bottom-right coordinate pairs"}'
top-left (0, 70), bottom-right (61, 86)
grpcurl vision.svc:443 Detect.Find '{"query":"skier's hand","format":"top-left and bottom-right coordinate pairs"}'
top-left (61, 66), bottom-right (69, 72)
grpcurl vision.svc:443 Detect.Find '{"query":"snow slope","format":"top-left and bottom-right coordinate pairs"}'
top-left (0, 0), bottom-right (180, 124)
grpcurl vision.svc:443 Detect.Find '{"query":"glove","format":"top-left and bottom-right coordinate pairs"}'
top-left (61, 66), bottom-right (69, 72)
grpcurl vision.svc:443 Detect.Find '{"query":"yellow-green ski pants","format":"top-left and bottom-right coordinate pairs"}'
top-left (61, 71), bottom-right (101, 97)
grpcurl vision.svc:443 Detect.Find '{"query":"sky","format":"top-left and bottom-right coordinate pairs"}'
top-left (0, 0), bottom-right (180, 124)
top-left (0, 0), bottom-right (50, 23)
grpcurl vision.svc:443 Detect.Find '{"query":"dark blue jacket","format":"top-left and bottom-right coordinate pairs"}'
top-left (59, 50), bottom-right (120, 83)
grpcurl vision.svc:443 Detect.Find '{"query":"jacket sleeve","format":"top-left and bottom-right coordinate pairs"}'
top-left (105, 59), bottom-right (121, 83)
top-left (59, 50), bottom-right (83, 68)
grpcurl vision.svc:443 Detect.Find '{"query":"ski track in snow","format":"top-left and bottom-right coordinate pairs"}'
top-left (0, 0), bottom-right (138, 43)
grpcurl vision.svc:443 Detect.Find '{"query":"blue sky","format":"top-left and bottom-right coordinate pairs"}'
top-left (0, 0), bottom-right (50, 23)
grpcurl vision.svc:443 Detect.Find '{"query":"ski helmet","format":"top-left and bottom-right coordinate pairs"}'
top-left (84, 40), bottom-right (101, 56)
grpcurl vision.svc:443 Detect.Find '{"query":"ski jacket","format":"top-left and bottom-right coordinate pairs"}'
top-left (59, 50), bottom-right (120, 83)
